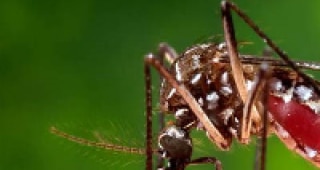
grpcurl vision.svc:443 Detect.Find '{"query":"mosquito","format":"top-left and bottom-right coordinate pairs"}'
top-left (51, 1), bottom-right (320, 170)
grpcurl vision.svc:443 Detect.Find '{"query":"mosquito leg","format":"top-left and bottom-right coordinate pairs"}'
top-left (158, 43), bottom-right (178, 65)
top-left (260, 66), bottom-right (269, 170)
top-left (156, 43), bottom-right (178, 169)
top-left (144, 53), bottom-right (154, 170)
top-left (241, 63), bottom-right (271, 170)
top-left (144, 54), bottom-right (229, 150)
top-left (157, 43), bottom-right (178, 132)
top-left (254, 136), bottom-right (263, 170)
top-left (253, 47), bottom-right (272, 170)
top-left (222, 0), bottom-right (320, 96)
top-left (186, 157), bottom-right (222, 170)
top-left (221, 0), bottom-right (247, 102)
top-left (262, 46), bottom-right (273, 58)
top-left (221, 0), bottom-right (260, 142)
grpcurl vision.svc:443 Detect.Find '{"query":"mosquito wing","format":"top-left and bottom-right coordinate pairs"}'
top-left (220, 54), bottom-right (320, 71)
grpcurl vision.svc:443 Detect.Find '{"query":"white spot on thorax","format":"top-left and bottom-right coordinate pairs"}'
top-left (167, 88), bottom-right (176, 99)
top-left (220, 72), bottom-right (233, 96)
top-left (221, 108), bottom-right (234, 125)
top-left (206, 91), bottom-right (219, 109)
top-left (221, 72), bottom-right (229, 85)
top-left (185, 49), bottom-right (192, 55)
top-left (192, 54), bottom-right (201, 69)
top-left (207, 78), bottom-right (212, 84)
top-left (220, 86), bottom-right (233, 96)
top-left (198, 97), bottom-right (204, 106)
top-left (207, 91), bottom-right (219, 101)
top-left (191, 73), bottom-right (202, 84)
top-left (161, 151), bottom-right (167, 158)
top-left (234, 117), bottom-right (239, 123)
top-left (175, 63), bottom-right (182, 81)
top-left (175, 108), bottom-right (188, 117)
top-left (200, 44), bottom-right (210, 49)
top-left (212, 57), bottom-right (220, 63)
top-left (217, 42), bottom-right (226, 50)
top-left (229, 127), bottom-right (237, 137)
top-left (184, 46), bottom-right (198, 55)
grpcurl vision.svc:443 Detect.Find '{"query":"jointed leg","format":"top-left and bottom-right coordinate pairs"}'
top-left (242, 63), bottom-right (272, 170)
top-left (221, 0), bottom-right (320, 96)
top-left (259, 65), bottom-right (270, 170)
top-left (187, 157), bottom-right (222, 170)
top-left (221, 0), bottom-right (261, 143)
top-left (156, 43), bottom-right (178, 169)
top-left (221, 1), bottom-right (247, 102)
top-left (144, 53), bottom-right (229, 150)
top-left (144, 43), bottom-right (178, 170)
top-left (158, 43), bottom-right (178, 65)
top-left (144, 53), bottom-right (153, 170)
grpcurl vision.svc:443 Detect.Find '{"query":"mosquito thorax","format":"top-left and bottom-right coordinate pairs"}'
top-left (160, 42), bottom-right (257, 144)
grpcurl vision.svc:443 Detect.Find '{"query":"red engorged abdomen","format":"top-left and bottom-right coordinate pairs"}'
top-left (268, 95), bottom-right (320, 152)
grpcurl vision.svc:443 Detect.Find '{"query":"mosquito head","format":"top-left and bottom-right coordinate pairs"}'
top-left (158, 126), bottom-right (192, 160)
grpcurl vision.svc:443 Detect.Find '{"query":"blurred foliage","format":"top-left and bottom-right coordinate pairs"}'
top-left (0, 0), bottom-right (320, 170)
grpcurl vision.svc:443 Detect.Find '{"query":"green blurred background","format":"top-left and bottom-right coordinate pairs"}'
top-left (1, 0), bottom-right (320, 169)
